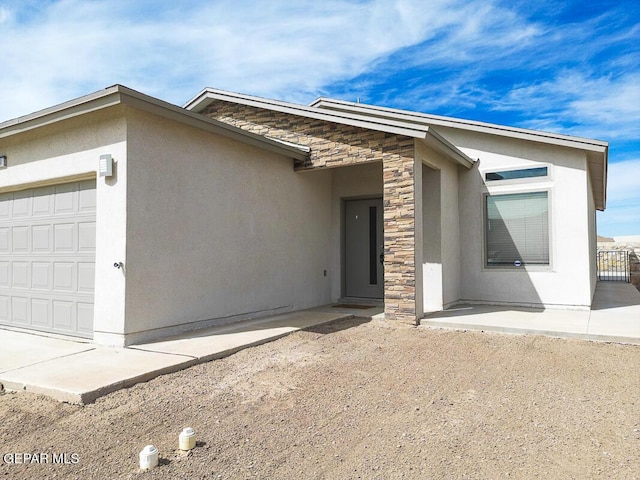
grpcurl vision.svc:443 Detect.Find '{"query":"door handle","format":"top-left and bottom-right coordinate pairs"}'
top-left (379, 253), bottom-right (384, 265)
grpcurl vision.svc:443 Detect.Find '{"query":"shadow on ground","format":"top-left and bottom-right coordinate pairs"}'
top-left (303, 316), bottom-right (371, 334)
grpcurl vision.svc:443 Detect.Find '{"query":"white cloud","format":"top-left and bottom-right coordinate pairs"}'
top-left (0, 0), bottom-right (554, 121)
top-left (0, 0), bottom-right (637, 237)
top-left (493, 72), bottom-right (640, 141)
top-left (0, 0), bottom-right (479, 121)
top-left (0, 6), bottom-right (10, 24)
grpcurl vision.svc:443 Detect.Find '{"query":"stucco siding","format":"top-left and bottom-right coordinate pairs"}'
top-left (206, 100), bottom-right (420, 322)
top-left (451, 128), bottom-right (593, 308)
top-left (416, 141), bottom-right (461, 313)
top-left (0, 109), bottom-right (129, 344)
top-left (121, 109), bottom-right (332, 344)
top-left (0, 108), bottom-right (125, 191)
top-left (587, 173), bottom-right (597, 301)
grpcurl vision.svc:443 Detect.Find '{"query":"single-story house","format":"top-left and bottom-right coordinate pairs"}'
top-left (0, 85), bottom-right (608, 346)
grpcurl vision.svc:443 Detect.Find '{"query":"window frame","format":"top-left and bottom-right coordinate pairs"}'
top-left (481, 164), bottom-right (552, 187)
top-left (482, 188), bottom-right (553, 271)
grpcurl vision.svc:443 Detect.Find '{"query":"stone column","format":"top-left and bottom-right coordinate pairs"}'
top-left (382, 154), bottom-right (419, 324)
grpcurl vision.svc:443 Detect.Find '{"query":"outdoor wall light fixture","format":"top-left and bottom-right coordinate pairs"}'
top-left (0, 155), bottom-right (7, 168)
top-left (99, 153), bottom-right (113, 177)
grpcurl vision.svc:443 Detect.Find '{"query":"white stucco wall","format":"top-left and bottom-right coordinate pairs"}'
top-left (441, 127), bottom-right (593, 309)
top-left (0, 108), bottom-right (129, 345)
top-left (120, 109), bottom-right (332, 344)
top-left (329, 162), bottom-right (383, 301)
top-left (587, 172), bottom-right (597, 301)
top-left (416, 141), bottom-right (462, 314)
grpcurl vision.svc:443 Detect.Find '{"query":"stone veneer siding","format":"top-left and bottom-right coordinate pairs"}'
top-left (204, 100), bottom-right (419, 323)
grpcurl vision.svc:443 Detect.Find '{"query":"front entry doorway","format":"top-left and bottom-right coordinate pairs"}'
top-left (344, 198), bottom-right (384, 299)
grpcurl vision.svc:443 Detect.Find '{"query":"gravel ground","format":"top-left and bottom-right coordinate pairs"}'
top-left (1, 317), bottom-right (639, 479)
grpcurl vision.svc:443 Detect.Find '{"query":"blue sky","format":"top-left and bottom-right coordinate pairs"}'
top-left (0, 0), bottom-right (638, 236)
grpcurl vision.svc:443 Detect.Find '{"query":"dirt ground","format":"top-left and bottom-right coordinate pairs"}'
top-left (1, 318), bottom-right (639, 479)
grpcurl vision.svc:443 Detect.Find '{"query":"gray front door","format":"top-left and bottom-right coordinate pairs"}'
top-left (344, 198), bottom-right (384, 299)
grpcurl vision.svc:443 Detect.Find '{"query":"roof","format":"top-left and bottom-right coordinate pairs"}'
top-left (0, 85), bottom-right (311, 162)
top-left (311, 97), bottom-right (609, 152)
top-left (184, 88), bottom-right (476, 169)
top-left (310, 98), bottom-right (608, 211)
top-left (186, 88), bottom-right (607, 210)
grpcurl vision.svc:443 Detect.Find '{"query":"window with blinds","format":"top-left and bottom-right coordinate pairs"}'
top-left (485, 191), bottom-right (549, 266)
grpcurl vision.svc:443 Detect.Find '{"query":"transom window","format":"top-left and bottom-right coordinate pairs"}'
top-left (485, 167), bottom-right (548, 182)
top-left (485, 191), bottom-right (549, 267)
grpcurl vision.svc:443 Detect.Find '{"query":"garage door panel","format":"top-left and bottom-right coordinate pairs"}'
top-left (0, 296), bottom-right (9, 321)
top-left (32, 187), bottom-right (54, 216)
top-left (77, 303), bottom-right (93, 334)
top-left (0, 262), bottom-right (9, 287)
top-left (79, 184), bottom-right (96, 212)
top-left (32, 224), bottom-right (52, 252)
top-left (78, 222), bottom-right (96, 252)
top-left (53, 300), bottom-right (74, 331)
top-left (0, 195), bottom-right (10, 219)
top-left (53, 262), bottom-right (74, 291)
top-left (0, 228), bottom-right (9, 252)
top-left (12, 262), bottom-right (29, 288)
top-left (54, 184), bottom-right (76, 215)
top-left (54, 223), bottom-right (75, 252)
top-left (78, 263), bottom-right (95, 292)
top-left (11, 297), bottom-right (28, 324)
top-left (12, 192), bottom-right (31, 217)
top-left (32, 262), bottom-right (51, 290)
top-left (0, 181), bottom-right (95, 338)
top-left (12, 226), bottom-right (29, 252)
top-left (31, 298), bottom-right (51, 328)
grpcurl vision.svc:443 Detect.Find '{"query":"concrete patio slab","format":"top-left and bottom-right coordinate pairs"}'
top-left (423, 304), bottom-right (593, 339)
top-left (423, 282), bottom-right (640, 344)
top-left (588, 282), bottom-right (640, 341)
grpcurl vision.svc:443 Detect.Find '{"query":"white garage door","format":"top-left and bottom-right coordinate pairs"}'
top-left (0, 180), bottom-right (96, 338)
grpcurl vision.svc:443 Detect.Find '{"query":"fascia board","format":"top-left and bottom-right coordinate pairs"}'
top-left (0, 87), bottom-right (122, 138)
top-left (316, 97), bottom-right (608, 208)
top-left (312, 98), bottom-right (609, 154)
top-left (187, 88), bottom-right (475, 168)
top-left (422, 127), bottom-right (475, 169)
top-left (184, 88), bottom-right (431, 138)
top-left (0, 85), bottom-right (310, 162)
top-left (118, 89), bottom-right (310, 161)
top-left (183, 87), bottom-right (213, 112)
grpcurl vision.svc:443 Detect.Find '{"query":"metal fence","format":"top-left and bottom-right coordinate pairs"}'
top-left (597, 250), bottom-right (631, 282)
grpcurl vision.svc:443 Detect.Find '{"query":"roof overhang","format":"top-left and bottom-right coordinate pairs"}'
top-left (0, 85), bottom-right (310, 162)
top-left (185, 88), bottom-right (475, 169)
top-left (311, 97), bottom-right (608, 211)
top-left (310, 97), bottom-right (609, 153)
top-left (420, 127), bottom-right (475, 169)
